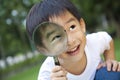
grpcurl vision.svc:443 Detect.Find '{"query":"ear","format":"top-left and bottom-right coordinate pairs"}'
top-left (79, 18), bottom-right (86, 33)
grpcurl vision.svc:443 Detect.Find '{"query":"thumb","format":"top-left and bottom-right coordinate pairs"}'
top-left (62, 67), bottom-right (68, 75)
top-left (97, 63), bottom-right (102, 69)
top-left (97, 62), bottom-right (106, 69)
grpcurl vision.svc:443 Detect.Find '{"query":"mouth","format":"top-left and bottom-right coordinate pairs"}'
top-left (67, 45), bottom-right (80, 56)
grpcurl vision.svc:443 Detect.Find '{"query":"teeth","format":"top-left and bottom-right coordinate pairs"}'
top-left (68, 47), bottom-right (77, 52)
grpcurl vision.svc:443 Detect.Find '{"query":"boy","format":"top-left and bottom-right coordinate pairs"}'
top-left (26, 0), bottom-right (120, 80)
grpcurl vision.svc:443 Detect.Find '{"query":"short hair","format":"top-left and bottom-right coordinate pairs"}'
top-left (26, 0), bottom-right (81, 39)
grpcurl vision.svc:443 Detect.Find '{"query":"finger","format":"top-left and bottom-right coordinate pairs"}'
top-left (106, 60), bottom-right (112, 71)
top-left (61, 68), bottom-right (67, 75)
top-left (112, 60), bottom-right (118, 71)
top-left (57, 70), bottom-right (67, 77)
top-left (52, 66), bottom-right (62, 72)
top-left (117, 62), bottom-right (120, 72)
top-left (52, 77), bottom-right (67, 80)
top-left (97, 63), bottom-right (106, 69)
top-left (51, 70), bottom-right (67, 78)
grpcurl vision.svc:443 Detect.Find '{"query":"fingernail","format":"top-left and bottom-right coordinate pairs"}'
top-left (118, 69), bottom-right (120, 72)
top-left (107, 68), bottom-right (110, 71)
top-left (113, 68), bottom-right (116, 71)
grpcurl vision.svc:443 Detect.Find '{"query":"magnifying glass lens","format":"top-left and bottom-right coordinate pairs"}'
top-left (32, 22), bottom-right (68, 56)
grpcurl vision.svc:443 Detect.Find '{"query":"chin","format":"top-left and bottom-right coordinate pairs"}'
top-left (72, 52), bottom-right (84, 62)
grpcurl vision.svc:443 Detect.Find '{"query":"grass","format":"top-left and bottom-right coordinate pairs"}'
top-left (3, 55), bottom-right (46, 80)
top-left (5, 64), bottom-right (40, 80)
top-left (4, 38), bottom-right (120, 80)
top-left (114, 38), bottom-right (120, 61)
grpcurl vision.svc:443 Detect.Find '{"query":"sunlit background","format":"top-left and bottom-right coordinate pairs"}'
top-left (0, 0), bottom-right (120, 80)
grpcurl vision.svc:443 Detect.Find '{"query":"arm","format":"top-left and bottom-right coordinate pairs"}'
top-left (98, 39), bottom-right (120, 72)
top-left (103, 39), bottom-right (115, 61)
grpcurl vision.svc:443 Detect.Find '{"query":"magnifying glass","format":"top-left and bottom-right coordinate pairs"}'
top-left (32, 22), bottom-right (68, 65)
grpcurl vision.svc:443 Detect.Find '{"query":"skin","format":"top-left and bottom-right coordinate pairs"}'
top-left (48, 10), bottom-right (120, 80)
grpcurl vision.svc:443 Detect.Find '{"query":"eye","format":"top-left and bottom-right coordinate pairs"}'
top-left (52, 35), bottom-right (61, 41)
top-left (70, 25), bottom-right (76, 31)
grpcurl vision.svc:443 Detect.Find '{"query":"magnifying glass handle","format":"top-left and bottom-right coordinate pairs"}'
top-left (54, 57), bottom-right (60, 65)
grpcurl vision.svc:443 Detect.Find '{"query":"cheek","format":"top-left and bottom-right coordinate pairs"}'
top-left (75, 30), bottom-right (85, 40)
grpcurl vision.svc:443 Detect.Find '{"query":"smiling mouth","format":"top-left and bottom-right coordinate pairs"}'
top-left (67, 45), bottom-right (80, 56)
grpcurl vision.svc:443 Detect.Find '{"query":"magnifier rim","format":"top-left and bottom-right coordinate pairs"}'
top-left (32, 21), bottom-right (49, 42)
top-left (32, 21), bottom-right (68, 56)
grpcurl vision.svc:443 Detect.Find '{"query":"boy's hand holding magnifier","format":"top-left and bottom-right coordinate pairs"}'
top-left (32, 22), bottom-right (68, 80)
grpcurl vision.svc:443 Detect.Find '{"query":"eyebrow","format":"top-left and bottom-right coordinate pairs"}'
top-left (65, 18), bottom-right (76, 24)
top-left (46, 30), bottom-right (56, 39)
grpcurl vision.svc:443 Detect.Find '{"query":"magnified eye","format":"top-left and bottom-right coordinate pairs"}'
top-left (70, 25), bottom-right (76, 31)
top-left (52, 35), bottom-right (61, 41)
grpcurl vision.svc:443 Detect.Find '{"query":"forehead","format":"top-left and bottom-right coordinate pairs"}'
top-left (49, 11), bottom-right (77, 26)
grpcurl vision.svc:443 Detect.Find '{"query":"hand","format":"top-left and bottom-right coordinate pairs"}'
top-left (50, 66), bottom-right (67, 80)
top-left (97, 60), bottom-right (120, 72)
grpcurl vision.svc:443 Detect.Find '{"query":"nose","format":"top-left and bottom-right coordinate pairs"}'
top-left (67, 33), bottom-right (75, 47)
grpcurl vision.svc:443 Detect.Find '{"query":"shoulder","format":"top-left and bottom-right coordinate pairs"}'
top-left (38, 57), bottom-right (55, 80)
top-left (86, 31), bottom-right (111, 40)
top-left (86, 31), bottom-right (112, 44)
top-left (41, 57), bottom-right (55, 68)
top-left (86, 31), bottom-right (112, 54)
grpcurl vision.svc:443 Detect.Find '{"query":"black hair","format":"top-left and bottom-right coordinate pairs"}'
top-left (26, 0), bottom-right (81, 39)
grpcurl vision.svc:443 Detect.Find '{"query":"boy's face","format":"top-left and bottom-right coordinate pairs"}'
top-left (49, 11), bottom-right (86, 62)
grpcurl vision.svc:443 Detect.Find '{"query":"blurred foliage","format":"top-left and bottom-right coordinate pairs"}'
top-left (0, 0), bottom-right (41, 58)
top-left (72, 0), bottom-right (120, 36)
top-left (5, 62), bottom-right (41, 80)
top-left (0, 54), bottom-right (46, 80)
top-left (0, 0), bottom-right (120, 59)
